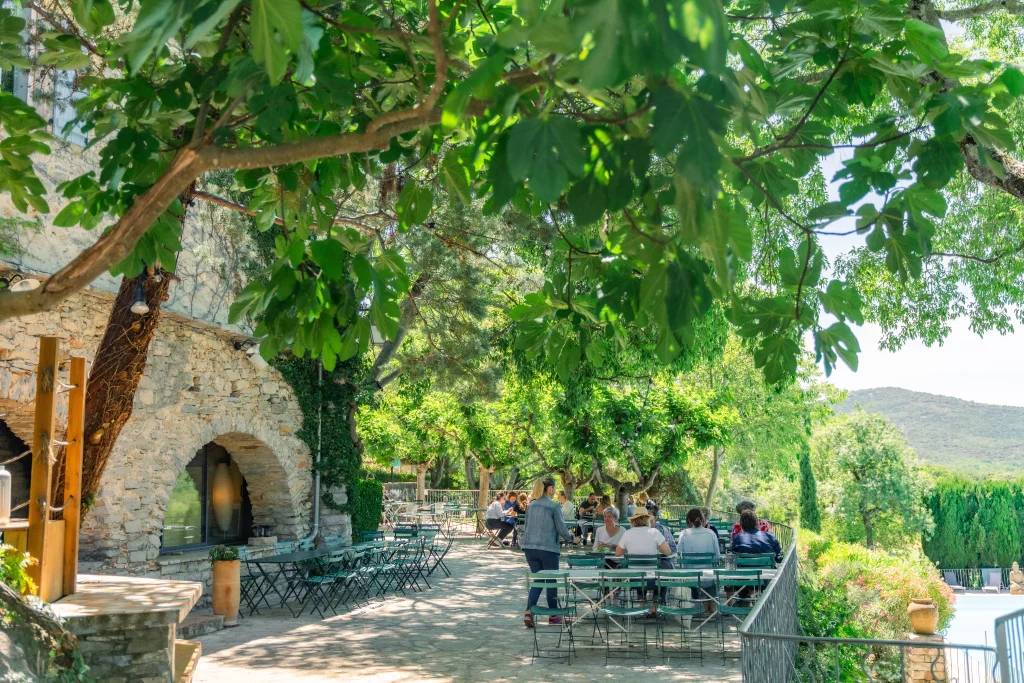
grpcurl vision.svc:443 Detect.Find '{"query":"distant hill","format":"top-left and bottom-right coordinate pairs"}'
top-left (837, 388), bottom-right (1024, 477)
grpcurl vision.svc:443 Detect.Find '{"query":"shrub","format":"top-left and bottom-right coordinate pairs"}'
top-left (350, 479), bottom-right (384, 537)
top-left (0, 544), bottom-right (36, 595)
top-left (208, 545), bottom-right (239, 562)
top-left (811, 541), bottom-right (955, 640)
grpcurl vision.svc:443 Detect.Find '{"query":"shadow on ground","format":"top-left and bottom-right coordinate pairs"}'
top-left (194, 541), bottom-right (742, 683)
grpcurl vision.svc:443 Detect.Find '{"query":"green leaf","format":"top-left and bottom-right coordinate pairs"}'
top-left (439, 152), bottom-right (472, 204)
top-left (506, 116), bottom-right (585, 203)
top-left (998, 68), bottom-right (1024, 97)
top-left (905, 19), bottom-right (948, 62)
top-left (185, 0), bottom-right (241, 48)
top-left (815, 321), bottom-right (861, 376)
top-left (251, 0), bottom-right (303, 84)
top-left (395, 181), bottom-right (433, 229)
top-left (310, 239), bottom-right (345, 279)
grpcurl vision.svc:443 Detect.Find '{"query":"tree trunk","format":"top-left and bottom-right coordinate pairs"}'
top-left (415, 464), bottom-right (428, 502)
top-left (53, 186), bottom-right (195, 509)
top-left (505, 466), bottom-right (519, 493)
top-left (705, 445), bottom-right (723, 508)
top-left (428, 453), bottom-right (446, 489)
top-left (615, 485), bottom-right (629, 522)
top-left (463, 455), bottom-right (477, 490)
top-left (475, 466), bottom-right (493, 533)
top-left (862, 507), bottom-right (875, 549)
top-left (560, 470), bottom-right (576, 502)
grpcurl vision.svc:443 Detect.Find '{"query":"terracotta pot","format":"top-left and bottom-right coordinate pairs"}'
top-left (907, 597), bottom-right (939, 635)
top-left (212, 559), bottom-right (241, 627)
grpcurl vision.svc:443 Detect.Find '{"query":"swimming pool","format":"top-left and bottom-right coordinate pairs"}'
top-left (945, 593), bottom-right (1024, 647)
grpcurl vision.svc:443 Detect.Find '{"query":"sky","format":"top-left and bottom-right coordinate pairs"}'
top-left (802, 138), bottom-right (1024, 408)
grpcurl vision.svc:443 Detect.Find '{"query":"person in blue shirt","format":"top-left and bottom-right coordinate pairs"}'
top-left (731, 510), bottom-right (782, 560)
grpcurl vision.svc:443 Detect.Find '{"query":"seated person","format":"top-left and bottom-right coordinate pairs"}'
top-left (593, 506), bottom-right (625, 553)
top-left (731, 500), bottom-right (772, 538)
top-left (506, 494), bottom-right (525, 545)
top-left (649, 505), bottom-right (677, 554)
top-left (699, 507), bottom-right (721, 540)
top-left (596, 495), bottom-right (611, 516)
top-left (558, 491), bottom-right (578, 535)
top-left (579, 492), bottom-right (599, 542)
top-left (616, 509), bottom-right (674, 614)
top-left (731, 510), bottom-right (782, 560)
top-left (677, 507), bottom-right (720, 606)
top-left (485, 493), bottom-right (514, 547)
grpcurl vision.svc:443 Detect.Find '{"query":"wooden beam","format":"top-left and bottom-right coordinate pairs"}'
top-left (62, 356), bottom-right (86, 597)
top-left (26, 336), bottom-right (58, 593)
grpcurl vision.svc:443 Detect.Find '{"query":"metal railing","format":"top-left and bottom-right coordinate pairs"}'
top-left (740, 522), bottom-right (1003, 683)
top-left (997, 607), bottom-right (1024, 683)
top-left (942, 567), bottom-right (1015, 591)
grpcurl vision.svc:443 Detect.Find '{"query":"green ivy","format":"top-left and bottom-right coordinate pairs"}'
top-left (274, 355), bottom-right (365, 511)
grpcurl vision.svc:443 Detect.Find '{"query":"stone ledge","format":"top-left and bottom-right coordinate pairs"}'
top-left (53, 574), bottom-right (202, 628)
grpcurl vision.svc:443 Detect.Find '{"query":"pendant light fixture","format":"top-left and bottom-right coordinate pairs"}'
top-left (130, 281), bottom-right (149, 315)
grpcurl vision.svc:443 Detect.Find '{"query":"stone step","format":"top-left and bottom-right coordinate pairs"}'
top-left (173, 640), bottom-right (201, 683)
top-left (178, 614), bottom-right (224, 639)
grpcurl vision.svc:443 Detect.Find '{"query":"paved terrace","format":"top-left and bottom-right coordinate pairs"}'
top-left (194, 540), bottom-right (742, 682)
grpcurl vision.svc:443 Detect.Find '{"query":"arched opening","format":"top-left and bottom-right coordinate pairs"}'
top-left (0, 420), bottom-right (31, 519)
top-left (161, 442), bottom-right (254, 551)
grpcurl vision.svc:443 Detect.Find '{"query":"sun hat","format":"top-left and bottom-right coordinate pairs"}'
top-left (628, 508), bottom-right (652, 525)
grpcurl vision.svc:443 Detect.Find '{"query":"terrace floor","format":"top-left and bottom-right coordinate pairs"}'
top-left (194, 540), bottom-right (742, 682)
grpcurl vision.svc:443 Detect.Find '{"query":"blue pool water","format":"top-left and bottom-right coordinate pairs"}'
top-left (945, 593), bottom-right (1024, 647)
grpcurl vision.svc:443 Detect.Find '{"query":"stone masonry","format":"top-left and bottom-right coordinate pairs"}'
top-left (0, 289), bottom-right (319, 581)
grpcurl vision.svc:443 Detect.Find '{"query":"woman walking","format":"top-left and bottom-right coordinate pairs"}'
top-left (522, 476), bottom-right (580, 627)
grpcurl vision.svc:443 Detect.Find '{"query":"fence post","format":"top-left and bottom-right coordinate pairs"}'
top-left (25, 336), bottom-right (59, 595)
top-left (61, 356), bottom-right (86, 596)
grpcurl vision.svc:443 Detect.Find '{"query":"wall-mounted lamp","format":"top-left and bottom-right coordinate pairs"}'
top-left (130, 282), bottom-right (150, 315)
top-left (370, 325), bottom-right (385, 347)
top-left (0, 273), bottom-right (41, 293)
top-left (233, 339), bottom-right (269, 368)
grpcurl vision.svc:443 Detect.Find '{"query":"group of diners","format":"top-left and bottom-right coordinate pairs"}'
top-left (517, 485), bottom-right (784, 628)
top-left (482, 487), bottom-right (533, 548)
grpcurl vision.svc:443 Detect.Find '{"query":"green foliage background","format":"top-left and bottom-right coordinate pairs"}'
top-left (924, 477), bottom-right (1024, 567)
top-left (350, 479), bottom-right (384, 537)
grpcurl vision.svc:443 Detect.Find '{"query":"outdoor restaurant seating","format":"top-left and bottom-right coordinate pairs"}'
top-left (234, 513), bottom-right (455, 620)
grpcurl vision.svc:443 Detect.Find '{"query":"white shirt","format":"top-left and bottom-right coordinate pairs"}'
top-left (485, 500), bottom-right (504, 520)
top-left (677, 526), bottom-right (720, 563)
top-left (561, 500), bottom-right (577, 521)
top-left (616, 526), bottom-right (667, 556)
top-left (592, 524), bottom-right (625, 552)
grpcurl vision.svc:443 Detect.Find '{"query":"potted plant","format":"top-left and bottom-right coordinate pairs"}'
top-left (209, 545), bottom-right (240, 627)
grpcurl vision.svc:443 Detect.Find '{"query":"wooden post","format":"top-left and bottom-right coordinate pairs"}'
top-left (62, 357), bottom-right (86, 597)
top-left (26, 336), bottom-right (58, 593)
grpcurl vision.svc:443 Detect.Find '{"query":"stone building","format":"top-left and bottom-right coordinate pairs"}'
top-left (0, 85), bottom-right (349, 600)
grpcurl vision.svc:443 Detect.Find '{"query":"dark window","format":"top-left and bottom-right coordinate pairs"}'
top-left (161, 443), bottom-right (252, 551)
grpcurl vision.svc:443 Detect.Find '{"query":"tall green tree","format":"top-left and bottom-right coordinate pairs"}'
top-left (813, 410), bottom-right (932, 549)
top-left (799, 437), bottom-right (822, 532)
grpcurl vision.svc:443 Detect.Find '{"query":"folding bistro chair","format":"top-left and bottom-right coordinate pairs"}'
top-left (735, 552), bottom-right (776, 569)
top-left (656, 570), bottom-right (714, 663)
top-left (715, 569), bottom-right (763, 660)
top-left (599, 570), bottom-right (652, 663)
top-left (296, 550), bottom-right (345, 618)
top-left (361, 530), bottom-right (385, 542)
top-left (679, 552), bottom-right (720, 570)
top-left (525, 572), bottom-right (576, 664)
top-left (237, 546), bottom-right (271, 616)
top-left (565, 555), bottom-right (606, 642)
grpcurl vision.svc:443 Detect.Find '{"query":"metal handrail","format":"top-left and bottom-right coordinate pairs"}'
top-left (996, 606), bottom-right (1024, 683)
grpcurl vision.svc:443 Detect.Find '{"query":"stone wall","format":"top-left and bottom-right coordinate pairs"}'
top-left (0, 288), bottom-right (321, 576)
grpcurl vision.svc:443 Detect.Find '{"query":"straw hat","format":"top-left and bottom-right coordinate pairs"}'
top-left (628, 508), bottom-right (652, 525)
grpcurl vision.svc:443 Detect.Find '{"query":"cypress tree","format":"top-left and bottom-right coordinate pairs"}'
top-left (799, 440), bottom-right (822, 532)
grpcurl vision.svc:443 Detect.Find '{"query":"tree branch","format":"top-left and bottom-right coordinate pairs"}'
top-left (194, 190), bottom-right (378, 233)
top-left (938, 0), bottom-right (1024, 20)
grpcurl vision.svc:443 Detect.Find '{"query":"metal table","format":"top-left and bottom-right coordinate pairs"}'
top-left (250, 548), bottom-right (333, 617)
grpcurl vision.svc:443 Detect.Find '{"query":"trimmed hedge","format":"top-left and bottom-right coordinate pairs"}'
top-left (923, 477), bottom-right (1024, 568)
top-left (350, 479), bottom-right (384, 537)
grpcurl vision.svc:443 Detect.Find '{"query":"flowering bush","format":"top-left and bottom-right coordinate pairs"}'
top-left (0, 543), bottom-right (36, 595)
top-left (803, 535), bottom-right (955, 640)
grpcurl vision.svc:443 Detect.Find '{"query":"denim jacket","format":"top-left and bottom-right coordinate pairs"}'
top-left (522, 495), bottom-right (574, 553)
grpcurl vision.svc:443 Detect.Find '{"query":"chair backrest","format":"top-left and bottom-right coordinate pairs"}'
top-left (942, 571), bottom-right (962, 587)
top-left (714, 569), bottom-right (763, 589)
top-left (274, 540), bottom-right (296, 554)
top-left (678, 552), bottom-right (718, 569)
top-left (296, 538), bottom-right (315, 551)
top-left (360, 530), bottom-right (385, 542)
top-left (622, 554), bottom-right (660, 569)
top-left (394, 525), bottom-right (418, 538)
top-left (567, 555), bottom-right (604, 568)
top-left (984, 568), bottom-right (1002, 588)
top-left (735, 553), bottom-right (776, 568)
top-left (655, 569), bottom-right (704, 590)
top-left (598, 570), bottom-right (648, 591)
top-left (525, 572), bottom-right (571, 593)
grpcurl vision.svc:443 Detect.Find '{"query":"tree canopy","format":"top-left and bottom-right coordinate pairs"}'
top-left (0, 0), bottom-right (1022, 388)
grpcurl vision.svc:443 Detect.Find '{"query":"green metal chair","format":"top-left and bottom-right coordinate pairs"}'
top-left (735, 552), bottom-right (777, 568)
top-left (678, 552), bottom-right (719, 569)
top-left (321, 535), bottom-right (346, 548)
top-left (598, 570), bottom-right (652, 663)
top-left (620, 553), bottom-right (660, 569)
top-left (525, 572), bottom-right (576, 664)
top-left (714, 569), bottom-right (763, 661)
top-left (237, 546), bottom-right (270, 617)
top-left (360, 530), bottom-right (385, 542)
top-left (656, 570), bottom-right (714, 663)
top-left (297, 550), bottom-right (346, 618)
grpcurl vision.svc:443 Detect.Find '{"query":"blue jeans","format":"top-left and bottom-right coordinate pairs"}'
top-left (524, 548), bottom-right (560, 610)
